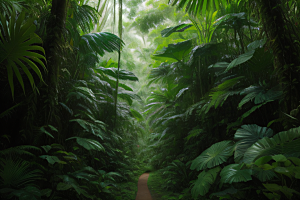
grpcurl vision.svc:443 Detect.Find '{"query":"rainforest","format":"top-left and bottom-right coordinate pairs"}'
top-left (1, 0), bottom-right (300, 200)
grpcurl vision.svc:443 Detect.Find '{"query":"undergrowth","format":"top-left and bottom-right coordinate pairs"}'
top-left (148, 170), bottom-right (188, 200)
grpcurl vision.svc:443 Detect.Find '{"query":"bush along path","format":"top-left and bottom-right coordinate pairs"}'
top-left (135, 173), bottom-right (153, 200)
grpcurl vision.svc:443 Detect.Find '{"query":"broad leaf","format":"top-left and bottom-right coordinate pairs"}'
top-left (210, 186), bottom-right (238, 198)
top-left (263, 184), bottom-right (300, 199)
top-left (239, 85), bottom-right (283, 108)
top-left (234, 124), bottom-right (273, 162)
top-left (253, 168), bottom-right (277, 182)
top-left (214, 12), bottom-right (257, 31)
top-left (191, 140), bottom-right (234, 171)
top-left (247, 39), bottom-right (266, 51)
top-left (225, 50), bottom-right (255, 72)
top-left (96, 67), bottom-right (138, 81)
top-left (191, 166), bottom-right (221, 198)
top-left (130, 108), bottom-right (144, 121)
top-left (220, 164), bottom-right (252, 184)
top-left (118, 89), bottom-right (141, 105)
top-left (41, 145), bottom-right (52, 153)
top-left (152, 39), bottom-right (192, 62)
top-left (39, 155), bottom-right (65, 165)
top-left (56, 175), bottom-right (89, 196)
top-left (243, 126), bottom-right (300, 164)
top-left (66, 137), bottom-right (105, 151)
top-left (40, 127), bottom-right (54, 138)
top-left (161, 23), bottom-right (193, 37)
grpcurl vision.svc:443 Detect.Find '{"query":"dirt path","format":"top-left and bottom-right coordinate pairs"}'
top-left (135, 173), bottom-right (153, 200)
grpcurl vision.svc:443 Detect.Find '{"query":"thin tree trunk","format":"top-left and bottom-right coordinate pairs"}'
top-left (114, 0), bottom-right (122, 126)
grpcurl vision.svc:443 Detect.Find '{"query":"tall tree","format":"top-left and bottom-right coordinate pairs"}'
top-left (44, 0), bottom-right (68, 124)
top-left (257, 0), bottom-right (300, 112)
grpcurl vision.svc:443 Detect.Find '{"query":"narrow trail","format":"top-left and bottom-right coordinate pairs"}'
top-left (135, 173), bottom-right (153, 200)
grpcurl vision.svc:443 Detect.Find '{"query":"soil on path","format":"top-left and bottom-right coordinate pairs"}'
top-left (135, 173), bottom-right (153, 200)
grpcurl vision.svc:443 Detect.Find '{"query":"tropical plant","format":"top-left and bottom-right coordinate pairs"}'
top-left (0, 10), bottom-right (46, 98)
top-left (189, 125), bottom-right (300, 199)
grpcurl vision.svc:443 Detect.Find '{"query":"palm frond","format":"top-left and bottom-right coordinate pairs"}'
top-left (79, 32), bottom-right (124, 56)
top-left (0, 145), bottom-right (41, 157)
top-left (0, 159), bottom-right (41, 188)
top-left (0, 10), bottom-right (46, 98)
top-left (70, 1), bottom-right (99, 33)
top-left (169, 0), bottom-right (226, 16)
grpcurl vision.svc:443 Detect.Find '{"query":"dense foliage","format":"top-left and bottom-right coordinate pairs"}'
top-left (0, 0), bottom-right (144, 199)
top-left (1, 0), bottom-right (300, 200)
top-left (141, 0), bottom-right (300, 199)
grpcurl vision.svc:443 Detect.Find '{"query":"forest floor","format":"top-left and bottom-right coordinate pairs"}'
top-left (115, 170), bottom-right (184, 200)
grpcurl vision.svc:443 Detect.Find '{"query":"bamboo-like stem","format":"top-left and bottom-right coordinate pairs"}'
top-left (114, 0), bottom-right (122, 127)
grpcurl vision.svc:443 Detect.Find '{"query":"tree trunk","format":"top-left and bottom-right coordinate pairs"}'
top-left (43, 0), bottom-right (67, 124)
top-left (258, 0), bottom-right (300, 112)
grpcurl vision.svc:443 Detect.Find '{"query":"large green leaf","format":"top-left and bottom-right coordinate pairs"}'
top-left (247, 39), bottom-right (267, 51)
top-left (152, 39), bottom-right (192, 62)
top-left (130, 108), bottom-right (144, 121)
top-left (210, 186), bottom-right (238, 198)
top-left (79, 32), bottom-right (124, 56)
top-left (189, 42), bottom-right (224, 66)
top-left (220, 164), bottom-right (252, 184)
top-left (191, 140), bottom-right (234, 171)
top-left (161, 23), bottom-right (193, 37)
top-left (253, 168), bottom-right (277, 182)
top-left (209, 76), bottom-right (244, 109)
top-left (225, 50), bottom-right (255, 72)
top-left (214, 12), bottom-right (257, 31)
top-left (69, 118), bottom-right (105, 138)
top-left (39, 155), bottom-right (65, 165)
top-left (243, 126), bottom-right (300, 164)
top-left (118, 89), bottom-right (141, 105)
top-left (56, 175), bottom-right (89, 197)
top-left (191, 166), bottom-right (221, 198)
top-left (234, 124), bottom-right (274, 162)
top-left (66, 137), bottom-right (105, 151)
top-left (0, 10), bottom-right (46, 98)
top-left (263, 183), bottom-right (300, 199)
top-left (239, 85), bottom-right (283, 108)
top-left (96, 67), bottom-right (138, 81)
